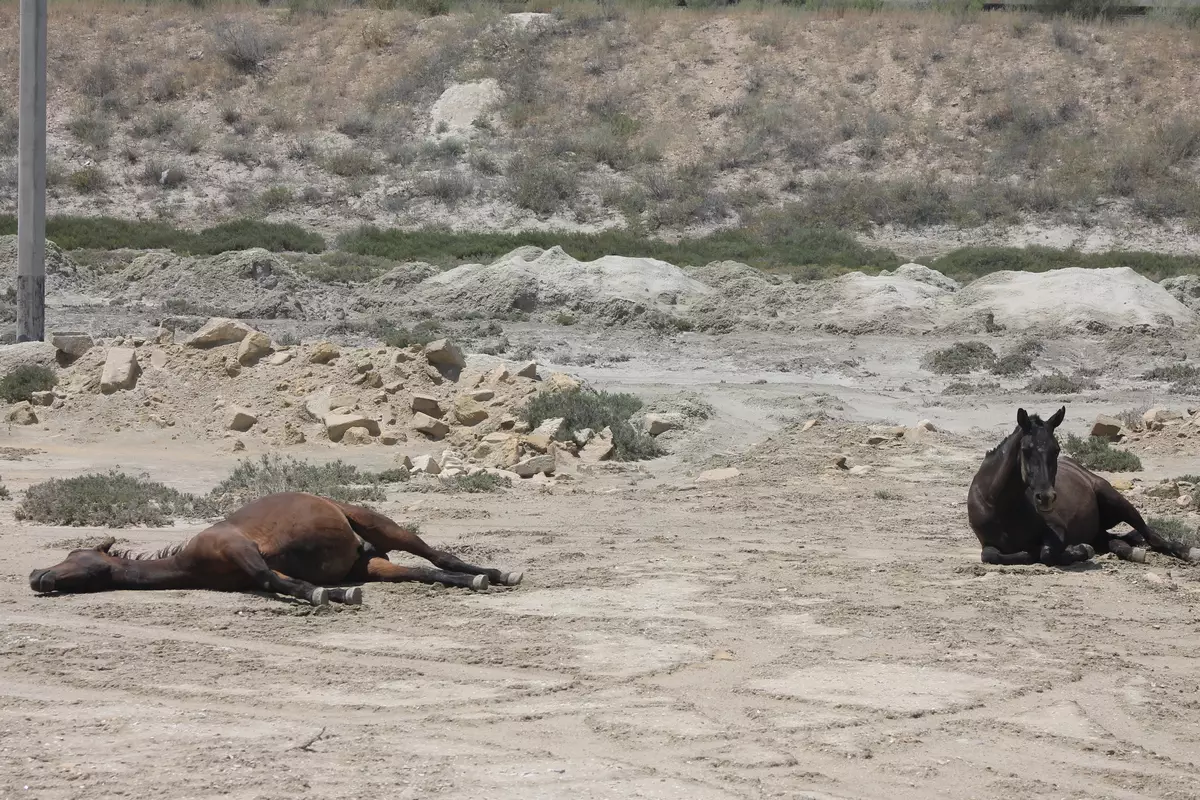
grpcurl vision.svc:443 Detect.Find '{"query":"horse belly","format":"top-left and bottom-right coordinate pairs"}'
top-left (262, 528), bottom-right (362, 584)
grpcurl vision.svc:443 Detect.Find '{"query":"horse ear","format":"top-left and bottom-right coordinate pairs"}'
top-left (95, 537), bottom-right (116, 553)
top-left (1047, 406), bottom-right (1066, 430)
top-left (1016, 408), bottom-right (1031, 431)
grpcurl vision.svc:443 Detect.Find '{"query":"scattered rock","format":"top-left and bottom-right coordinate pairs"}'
top-left (574, 428), bottom-right (595, 447)
top-left (1144, 407), bottom-right (1183, 429)
top-left (224, 358), bottom-right (242, 378)
top-left (6, 402), bottom-right (37, 425)
top-left (411, 394), bottom-right (443, 418)
top-left (802, 419), bottom-right (818, 432)
top-left (354, 358), bottom-right (374, 374)
top-left (100, 347), bottom-right (141, 394)
top-left (543, 372), bottom-right (581, 393)
top-left (698, 467), bottom-right (740, 482)
top-left (236, 331), bottom-right (273, 365)
top-left (471, 389), bottom-right (495, 402)
top-left (412, 454), bottom-right (441, 475)
top-left (453, 395), bottom-right (489, 426)
top-left (867, 435), bottom-right (889, 445)
top-left (580, 426), bottom-right (614, 462)
top-left (1178, 494), bottom-right (1194, 508)
top-left (281, 421), bottom-right (306, 445)
top-left (185, 318), bottom-right (255, 349)
top-left (1091, 415), bottom-right (1124, 441)
top-left (486, 365), bottom-right (511, 384)
top-left (149, 350), bottom-right (168, 370)
top-left (848, 465), bottom-right (871, 476)
top-left (1146, 482), bottom-right (1180, 499)
top-left (268, 351), bottom-right (294, 366)
top-left (227, 408), bottom-right (258, 432)
top-left (50, 331), bottom-right (94, 358)
top-left (524, 433), bottom-right (553, 453)
top-left (916, 419), bottom-right (937, 432)
top-left (516, 361), bottom-right (539, 379)
top-left (29, 391), bottom-right (54, 406)
top-left (303, 386), bottom-right (333, 422)
top-left (325, 414), bottom-right (381, 443)
top-left (412, 412), bottom-right (450, 439)
top-left (514, 453), bottom-right (556, 478)
top-left (1109, 477), bottom-right (1134, 491)
top-left (473, 432), bottom-right (520, 469)
top-left (341, 427), bottom-right (374, 445)
top-left (308, 342), bottom-right (340, 364)
top-left (642, 413), bottom-right (685, 437)
top-left (379, 431), bottom-right (405, 445)
top-left (424, 338), bottom-right (465, 369)
top-left (532, 417), bottom-right (566, 440)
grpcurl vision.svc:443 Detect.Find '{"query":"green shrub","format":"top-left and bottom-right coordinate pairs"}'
top-left (15, 471), bottom-right (209, 527)
top-left (0, 479), bottom-right (10, 500)
top-left (205, 454), bottom-right (386, 515)
top-left (0, 364), bottom-right (56, 403)
top-left (521, 387), bottom-right (664, 461)
top-left (1026, 371), bottom-right (1099, 394)
top-left (439, 472), bottom-right (511, 493)
top-left (0, 216), bottom-right (325, 255)
top-left (1063, 434), bottom-right (1143, 472)
top-left (68, 166), bottom-right (108, 194)
top-left (923, 342), bottom-right (997, 375)
top-left (929, 246), bottom-right (1200, 282)
top-left (1146, 516), bottom-right (1200, 547)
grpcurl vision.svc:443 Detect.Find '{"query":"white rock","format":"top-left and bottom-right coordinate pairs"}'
top-left (412, 412), bottom-right (450, 439)
top-left (642, 413), bottom-right (685, 437)
top-left (185, 317), bottom-right (255, 348)
top-left (516, 361), bottom-right (539, 379)
top-left (580, 427), bottom-right (614, 463)
top-left (514, 453), bottom-right (556, 478)
top-left (423, 338), bottom-right (466, 369)
top-left (532, 417), bottom-right (566, 439)
top-left (100, 347), bottom-right (140, 394)
top-left (411, 394), bottom-right (443, 418)
top-left (412, 454), bottom-right (441, 475)
top-left (237, 331), bottom-right (273, 365)
top-left (325, 414), bottom-right (380, 442)
top-left (574, 428), bottom-right (595, 446)
top-left (50, 331), bottom-right (94, 358)
top-left (268, 351), bottom-right (293, 366)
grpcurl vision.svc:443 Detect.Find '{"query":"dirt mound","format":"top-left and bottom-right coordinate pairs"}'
top-left (105, 249), bottom-right (333, 320)
top-left (941, 267), bottom-right (1197, 334)
top-left (410, 246), bottom-right (712, 323)
top-left (682, 261), bottom-right (807, 334)
top-left (0, 236), bottom-right (97, 303)
top-left (813, 266), bottom-right (959, 335)
top-left (1160, 275), bottom-right (1200, 314)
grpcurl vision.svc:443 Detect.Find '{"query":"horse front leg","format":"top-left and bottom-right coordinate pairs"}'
top-left (222, 536), bottom-right (342, 606)
top-left (1038, 522), bottom-right (1094, 567)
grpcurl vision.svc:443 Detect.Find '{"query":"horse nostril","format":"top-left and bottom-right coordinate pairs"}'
top-left (30, 572), bottom-right (54, 593)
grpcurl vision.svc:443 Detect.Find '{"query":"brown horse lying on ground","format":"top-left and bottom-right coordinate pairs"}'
top-left (29, 492), bottom-right (523, 606)
top-left (967, 406), bottom-right (1200, 567)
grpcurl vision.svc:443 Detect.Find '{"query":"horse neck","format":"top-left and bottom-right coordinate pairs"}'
top-left (110, 555), bottom-right (197, 591)
top-left (981, 427), bottom-right (1026, 502)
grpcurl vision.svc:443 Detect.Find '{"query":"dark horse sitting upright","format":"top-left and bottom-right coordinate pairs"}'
top-left (30, 492), bottom-right (523, 606)
top-left (967, 406), bottom-right (1200, 566)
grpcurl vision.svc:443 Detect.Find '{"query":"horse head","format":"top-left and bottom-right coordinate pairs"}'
top-left (29, 537), bottom-right (119, 594)
top-left (1016, 406), bottom-right (1066, 513)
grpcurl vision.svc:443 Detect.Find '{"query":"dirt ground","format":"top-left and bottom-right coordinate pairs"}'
top-left (3, 327), bottom-right (1199, 800)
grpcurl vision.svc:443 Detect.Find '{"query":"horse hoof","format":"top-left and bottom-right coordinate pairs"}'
top-left (502, 570), bottom-right (524, 587)
top-left (470, 575), bottom-right (489, 591)
top-left (310, 588), bottom-right (329, 606)
top-left (344, 587), bottom-right (363, 605)
top-left (1131, 547), bottom-right (1147, 563)
top-left (1081, 544), bottom-right (1095, 560)
top-left (1188, 547), bottom-right (1200, 563)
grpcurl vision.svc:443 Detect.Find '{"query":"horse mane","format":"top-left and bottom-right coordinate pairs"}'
top-left (983, 416), bottom-right (1042, 457)
top-left (109, 537), bottom-right (193, 561)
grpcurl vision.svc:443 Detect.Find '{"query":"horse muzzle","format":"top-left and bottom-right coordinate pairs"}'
top-left (1033, 490), bottom-right (1058, 513)
top-left (29, 570), bottom-right (55, 593)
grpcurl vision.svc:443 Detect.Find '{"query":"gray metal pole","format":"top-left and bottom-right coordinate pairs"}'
top-left (17, 0), bottom-right (47, 343)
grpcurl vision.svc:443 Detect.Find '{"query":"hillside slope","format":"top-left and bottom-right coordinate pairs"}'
top-left (1, 1), bottom-right (1198, 255)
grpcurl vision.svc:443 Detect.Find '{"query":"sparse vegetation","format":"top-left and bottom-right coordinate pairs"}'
top-left (924, 342), bottom-right (997, 375)
top-left (15, 471), bottom-right (210, 527)
top-left (0, 479), bottom-right (9, 500)
top-left (0, 216), bottom-right (324, 255)
top-left (1147, 516), bottom-right (1200, 547)
top-left (0, 365), bottom-right (57, 404)
top-left (212, 18), bottom-right (276, 74)
top-left (68, 167), bottom-right (108, 195)
top-left (1025, 371), bottom-right (1099, 394)
top-left (1141, 363), bottom-right (1200, 393)
top-left (521, 387), bottom-right (664, 461)
top-left (1063, 433), bottom-right (1143, 472)
top-left (205, 455), bottom-right (386, 515)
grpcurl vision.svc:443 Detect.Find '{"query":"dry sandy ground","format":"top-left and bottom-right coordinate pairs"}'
top-left (3, 330), bottom-right (1200, 800)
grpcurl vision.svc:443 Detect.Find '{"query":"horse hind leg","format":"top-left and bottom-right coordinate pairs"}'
top-left (223, 537), bottom-right (337, 606)
top-left (363, 557), bottom-right (490, 591)
top-left (1098, 485), bottom-right (1199, 563)
top-left (340, 504), bottom-right (522, 587)
top-left (1106, 537), bottom-right (1148, 563)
